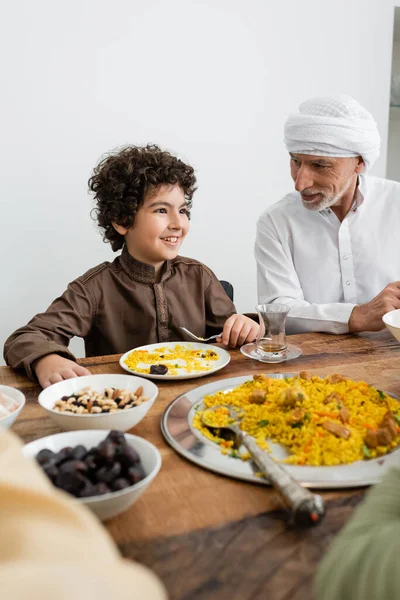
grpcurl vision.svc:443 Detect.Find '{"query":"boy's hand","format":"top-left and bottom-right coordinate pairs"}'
top-left (33, 354), bottom-right (91, 389)
top-left (217, 314), bottom-right (260, 348)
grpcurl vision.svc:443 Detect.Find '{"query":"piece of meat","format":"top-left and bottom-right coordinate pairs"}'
top-left (380, 411), bottom-right (397, 436)
top-left (364, 429), bottom-right (378, 448)
top-left (278, 387), bottom-right (307, 407)
top-left (324, 391), bottom-right (349, 424)
top-left (249, 389), bottom-right (266, 405)
top-left (287, 408), bottom-right (305, 424)
top-left (364, 411), bottom-right (398, 448)
top-left (380, 410), bottom-right (393, 424)
top-left (299, 371), bottom-right (312, 381)
top-left (384, 419), bottom-right (397, 439)
top-left (325, 374), bottom-right (347, 384)
top-left (324, 392), bottom-right (342, 405)
top-left (322, 420), bottom-right (351, 439)
top-left (377, 411), bottom-right (397, 444)
top-left (253, 374), bottom-right (269, 383)
top-left (339, 407), bottom-right (350, 423)
top-left (376, 428), bottom-right (394, 446)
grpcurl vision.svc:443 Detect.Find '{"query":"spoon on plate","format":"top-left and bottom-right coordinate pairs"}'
top-left (201, 405), bottom-right (326, 527)
top-left (180, 327), bottom-right (222, 343)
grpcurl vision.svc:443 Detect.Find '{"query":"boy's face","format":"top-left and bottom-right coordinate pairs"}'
top-left (113, 185), bottom-right (190, 269)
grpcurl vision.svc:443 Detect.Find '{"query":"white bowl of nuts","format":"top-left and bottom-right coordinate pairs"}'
top-left (38, 374), bottom-right (158, 432)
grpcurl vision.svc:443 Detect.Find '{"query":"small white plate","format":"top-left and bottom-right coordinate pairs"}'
top-left (120, 342), bottom-right (231, 380)
top-left (240, 343), bottom-right (302, 363)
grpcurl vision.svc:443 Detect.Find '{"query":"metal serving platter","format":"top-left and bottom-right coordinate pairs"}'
top-left (161, 373), bottom-right (400, 489)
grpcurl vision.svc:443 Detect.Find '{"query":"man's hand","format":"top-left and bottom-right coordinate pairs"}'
top-left (349, 282), bottom-right (400, 333)
top-left (217, 314), bottom-right (260, 348)
top-left (33, 354), bottom-right (91, 388)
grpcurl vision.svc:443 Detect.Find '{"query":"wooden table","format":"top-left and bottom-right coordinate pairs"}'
top-left (2, 331), bottom-right (400, 600)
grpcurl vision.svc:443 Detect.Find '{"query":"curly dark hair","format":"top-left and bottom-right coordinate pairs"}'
top-left (88, 144), bottom-right (197, 251)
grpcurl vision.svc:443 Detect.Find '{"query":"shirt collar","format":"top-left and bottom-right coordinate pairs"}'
top-left (320, 176), bottom-right (364, 216)
top-left (119, 245), bottom-right (173, 284)
top-left (352, 178), bottom-right (364, 211)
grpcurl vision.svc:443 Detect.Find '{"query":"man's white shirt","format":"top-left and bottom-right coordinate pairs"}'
top-left (255, 175), bottom-right (400, 334)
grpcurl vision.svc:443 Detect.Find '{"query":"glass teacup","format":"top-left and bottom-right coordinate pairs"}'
top-left (255, 303), bottom-right (290, 360)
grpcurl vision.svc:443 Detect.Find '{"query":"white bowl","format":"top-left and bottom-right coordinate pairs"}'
top-left (38, 374), bottom-right (158, 432)
top-left (22, 430), bottom-right (162, 521)
top-left (0, 385), bottom-right (25, 430)
top-left (383, 309), bottom-right (400, 342)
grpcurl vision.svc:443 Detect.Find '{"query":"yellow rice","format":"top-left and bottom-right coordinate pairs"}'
top-left (193, 374), bottom-right (400, 466)
top-left (124, 344), bottom-right (219, 376)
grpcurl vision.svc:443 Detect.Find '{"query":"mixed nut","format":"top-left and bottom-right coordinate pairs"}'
top-left (36, 430), bottom-right (146, 498)
top-left (53, 386), bottom-right (149, 414)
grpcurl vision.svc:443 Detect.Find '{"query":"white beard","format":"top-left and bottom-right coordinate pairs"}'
top-left (301, 176), bottom-right (354, 212)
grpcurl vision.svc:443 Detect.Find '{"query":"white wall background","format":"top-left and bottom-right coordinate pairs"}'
top-left (388, 11), bottom-right (400, 181)
top-left (0, 0), bottom-right (396, 363)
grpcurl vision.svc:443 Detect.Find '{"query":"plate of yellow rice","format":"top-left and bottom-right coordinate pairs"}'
top-left (120, 342), bottom-right (231, 380)
top-left (161, 373), bottom-right (400, 488)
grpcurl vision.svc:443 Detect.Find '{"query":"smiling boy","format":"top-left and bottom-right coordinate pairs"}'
top-left (4, 145), bottom-right (258, 388)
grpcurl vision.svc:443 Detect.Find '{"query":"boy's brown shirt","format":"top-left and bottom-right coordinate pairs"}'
top-left (4, 247), bottom-right (236, 379)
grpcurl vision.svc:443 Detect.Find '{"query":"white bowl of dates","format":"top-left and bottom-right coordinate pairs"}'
top-left (38, 374), bottom-right (158, 431)
top-left (22, 429), bottom-right (162, 521)
top-left (0, 385), bottom-right (25, 430)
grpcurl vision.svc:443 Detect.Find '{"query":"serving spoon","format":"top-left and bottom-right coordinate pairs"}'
top-left (201, 405), bottom-right (326, 527)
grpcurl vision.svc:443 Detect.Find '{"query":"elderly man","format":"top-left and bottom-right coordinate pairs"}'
top-left (255, 95), bottom-right (400, 334)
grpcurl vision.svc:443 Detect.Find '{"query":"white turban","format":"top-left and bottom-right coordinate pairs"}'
top-left (284, 95), bottom-right (381, 172)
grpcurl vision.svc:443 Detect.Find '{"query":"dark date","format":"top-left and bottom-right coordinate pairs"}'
top-left (149, 364), bottom-right (169, 375)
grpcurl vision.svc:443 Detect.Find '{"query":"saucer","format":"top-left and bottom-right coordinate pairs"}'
top-left (240, 343), bottom-right (302, 363)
